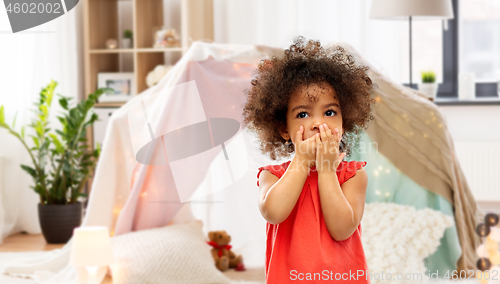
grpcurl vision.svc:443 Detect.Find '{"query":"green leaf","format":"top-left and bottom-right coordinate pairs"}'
top-left (12, 111), bottom-right (18, 129)
top-left (21, 126), bottom-right (25, 139)
top-left (0, 106), bottom-right (4, 125)
top-left (32, 136), bottom-right (40, 148)
top-left (46, 80), bottom-right (57, 106)
top-left (55, 129), bottom-right (65, 138)
top-left (20, 164), bottom-right (37, 179)
top-left (59, 97), bottom-right (69, 110)
top-left (95, 142), bottom-right (101, 157)
top-left (40, 105), bottom-right (49, 120)
top-left (34, 121), bottom-right (43, 137)
top-left (49, 133), bottom-right (64, 154)
top-left (66, 114), bottom-right (76, 129)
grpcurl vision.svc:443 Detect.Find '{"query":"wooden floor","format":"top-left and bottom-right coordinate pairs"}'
top-left (0, 232), bottom-right (112, 283)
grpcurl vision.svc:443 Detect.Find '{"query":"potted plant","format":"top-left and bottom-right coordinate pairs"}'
top-left (418, 71), bottom-right (438, 100)
top-left (0, 80), bottom-right (110, 244)
top-left (122, 29), bottom-right (133, 48)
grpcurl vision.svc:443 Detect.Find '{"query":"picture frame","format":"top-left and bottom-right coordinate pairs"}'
top-left (98, 72), bottom-right (136, 102)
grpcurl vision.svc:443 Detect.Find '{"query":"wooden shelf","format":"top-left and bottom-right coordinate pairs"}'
top-left (83, 0), bottom-right (214, 196)
top-left (90, 48), bottom-right (135, 54)
top-left (95, 102), bottom-right (125, 108)
top-left (136, 47), bottom-right (183, 53)
top-left (84, 0), bottom-right (213, 102)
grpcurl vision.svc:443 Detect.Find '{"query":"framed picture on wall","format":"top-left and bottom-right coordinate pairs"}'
top-left (98, 72), bottom-right (136, 102)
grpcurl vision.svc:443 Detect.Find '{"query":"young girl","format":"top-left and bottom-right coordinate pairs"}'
top-left (242, 36), bottom-right (376, 283)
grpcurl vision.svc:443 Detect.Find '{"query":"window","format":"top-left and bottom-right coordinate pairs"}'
top-left (459, 0), bottom-right (500, 82)
top-left (400, 20), bottom-right (444, 84)
top-left (439, 0), bottom-right (499, 98)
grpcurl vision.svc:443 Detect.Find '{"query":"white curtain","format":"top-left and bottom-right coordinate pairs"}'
top-left (213, 0), bottom-right (409, 84)
top-left (0, 4), bottom-right (83, 241)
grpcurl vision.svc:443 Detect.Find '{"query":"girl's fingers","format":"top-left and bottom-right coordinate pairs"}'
top-left (295, 125), bottom-right (303, 144)
top-left (331, 128), bottom-right (338, 142)
top-left (313, 133), bottom-right (320, 156)
top-left (315, 132), bottom-right (321, 148)
top-left (326, 126), bottom-right (334, 143)
top-left (324, 124), bottom-right (336, 143)
top-left (319, 124), bottom-right (328, 142)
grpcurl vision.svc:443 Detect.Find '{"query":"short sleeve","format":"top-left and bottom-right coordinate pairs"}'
top-left (343, 161), bottom-right (367, 184)
top-left (256, 162), bottom-right (288, 187)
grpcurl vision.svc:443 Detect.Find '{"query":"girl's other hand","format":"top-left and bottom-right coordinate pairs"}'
top-left (315, 124), bottom-right (346, 173)
top-left (293, 125), bottom-right (317, 168)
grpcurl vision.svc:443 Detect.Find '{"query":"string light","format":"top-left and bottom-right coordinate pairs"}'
top-left (474, 213), bottom-right (500, 283)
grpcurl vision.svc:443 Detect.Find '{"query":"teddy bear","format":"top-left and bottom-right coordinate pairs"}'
top-left (206, 230), bottom-right (245, 272)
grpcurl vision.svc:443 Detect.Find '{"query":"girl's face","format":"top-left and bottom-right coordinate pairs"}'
top-left (280, 82), bottom-right (343, 144)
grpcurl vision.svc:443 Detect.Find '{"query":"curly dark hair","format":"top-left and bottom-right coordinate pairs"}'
top-left (242, 36), bottom-right (377, 160)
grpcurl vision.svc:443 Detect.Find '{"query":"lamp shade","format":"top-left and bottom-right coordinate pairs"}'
top-left (369, 0), bottom-right (454, 20)
top-left (70, 227), bottom-right (114, 267)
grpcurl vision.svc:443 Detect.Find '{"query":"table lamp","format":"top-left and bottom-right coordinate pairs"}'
top-left (369, 0), bottom-right (454, 89)
top-left (70, 227), bottom-right (114, 284)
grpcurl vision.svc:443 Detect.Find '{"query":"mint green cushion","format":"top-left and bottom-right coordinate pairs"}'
top-left (348, 131), bottom-right (462, 278)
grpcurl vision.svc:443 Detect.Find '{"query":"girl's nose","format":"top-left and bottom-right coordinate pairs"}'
top-left (312, 120), bottom-right (326, 131)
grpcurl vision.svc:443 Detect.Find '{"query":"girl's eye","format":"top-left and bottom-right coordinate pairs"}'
top-left (296, 109), bottom-right (337, 118)
top-left (325, 109), bottom-right (337, 117)
top-left (296, 112), bottom-right (308, 118)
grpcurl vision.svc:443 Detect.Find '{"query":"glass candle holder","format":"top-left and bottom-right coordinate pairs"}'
top-left (458, 72), bottom-right (475, 100)
top-left (105, 39), bottom-right (118, 49)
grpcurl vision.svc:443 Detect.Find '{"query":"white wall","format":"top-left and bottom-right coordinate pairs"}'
top-left (438, 105), bottom-right (500, 214)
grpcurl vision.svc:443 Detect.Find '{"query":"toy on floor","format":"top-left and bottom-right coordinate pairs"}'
top-left (475, 212), bottom-right (500, 284)
top-left (206, 230), bottom-right (245, 272)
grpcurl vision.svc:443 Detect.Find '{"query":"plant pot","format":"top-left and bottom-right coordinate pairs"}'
top-left (121, 38), bottom-right (132, 49)
top-left (418, 82), bottom-right (438, 99)
top-left (38, 202), bottom-right (82, 244)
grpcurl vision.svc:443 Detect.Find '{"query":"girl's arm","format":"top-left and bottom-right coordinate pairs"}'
top-left (317, 167), bottom-right (368, 241)
top-left (258, 154), bottom-right (309, 224)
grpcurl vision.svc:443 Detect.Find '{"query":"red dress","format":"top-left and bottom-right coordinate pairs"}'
top-left (257, 160), bottom-right (370, 283)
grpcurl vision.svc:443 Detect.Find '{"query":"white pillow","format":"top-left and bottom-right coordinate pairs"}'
top-left (109, 220), bottom-right (231, 284)
top-left (360, 202), bottom-right (454, 283)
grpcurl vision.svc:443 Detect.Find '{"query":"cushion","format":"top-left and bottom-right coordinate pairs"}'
top-left (109, 220), bottom-right (231, 284)
top-left (360, 202), bottom-right (454, 281)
